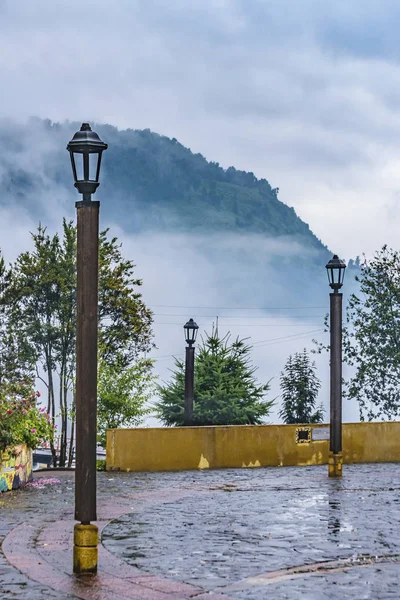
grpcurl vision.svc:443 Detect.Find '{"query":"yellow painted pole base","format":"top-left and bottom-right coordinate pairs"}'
top-left (328, 452), bottom-right (343, 478)
top-left (73, 523), bottom-right (98, 574)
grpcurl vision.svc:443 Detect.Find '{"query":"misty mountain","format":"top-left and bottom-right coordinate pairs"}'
top-left (0, 118), bottom-right (356, 313)
top-left (0, 118), bottom-right (327, 252)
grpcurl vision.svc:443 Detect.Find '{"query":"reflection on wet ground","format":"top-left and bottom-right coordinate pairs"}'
top-left (102, 464), bottom-right (400, 599)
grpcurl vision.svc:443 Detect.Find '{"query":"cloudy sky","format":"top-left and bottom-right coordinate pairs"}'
top-left (1, 0), bottom-right (400, 422)
top-left (2, 0), bottom-right (400, 259)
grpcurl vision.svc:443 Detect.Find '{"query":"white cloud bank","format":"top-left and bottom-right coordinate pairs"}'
top-left (0, 0), bottom-right (394, 423)
top-left (1, 0), bottom-right (400, 258)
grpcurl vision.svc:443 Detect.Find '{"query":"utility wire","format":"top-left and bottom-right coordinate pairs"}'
top-left (253, 329), bottom-right (324, 348)
top-left (154, 322), bottom-right (323, 327)
top-left (148, 304), bottom-right (326, 310)
top-left (153, 313), bottom-right (326, 319)
top-left (252, 328), bottom-right (324, 346)
top-left (151, 328), bottom-right (325, 361)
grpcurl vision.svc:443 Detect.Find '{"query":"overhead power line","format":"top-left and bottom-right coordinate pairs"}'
top-left (252, 328), bottom-right (324, 346)
top-left (154, 322), bottom-right (323, 327)
top-left (153, 313), bottom-right (325, 319)
top-left (151, 328), bottom-right (325, 361)
top-left (252, 329), bottom-right (324, 348)
top-left (148, 304), bottom-right (326, 310)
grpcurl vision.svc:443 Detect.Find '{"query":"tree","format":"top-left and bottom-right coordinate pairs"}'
top-left (313, 246), bottom-right (400, 421)
top-left (155, 330), bottom-right (274, 426)
top-left (343, 246), bottom-right (400, 421)
top-left (4, 220), bottom-right (154, 465)
top-left (279, 349), bottom-right (323, 424)
top-left (4, 225), bottom-right (61, 464)
top-left (0, 251), bottom-right (36, 391)
top-left (98, 229), bottom-right (153, 368)
top-left (97, 350), bottom-right (156, 447)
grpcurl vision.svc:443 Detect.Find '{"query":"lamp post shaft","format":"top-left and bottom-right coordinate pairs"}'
top-left (184, 346), bottom-right (195, 426)
top-left (329, 292), bottom-right (343, 476)
top-left (75, 200), bottom-right (99, 523)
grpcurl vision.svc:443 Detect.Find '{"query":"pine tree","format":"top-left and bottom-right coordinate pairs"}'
top-left (155, 329), bottom-right (274, 426)
top-left (279, 349), bottom-right (323, 424)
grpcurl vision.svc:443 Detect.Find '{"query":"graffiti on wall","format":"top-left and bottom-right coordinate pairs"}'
top-left (0, 445), bottom-right (33, 492)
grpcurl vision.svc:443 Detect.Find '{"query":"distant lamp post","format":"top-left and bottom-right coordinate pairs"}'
top-left (183, 318), bottom-right (198, 426)
top-left (67, 123), bottom-right (108, 574)
top-left (326, 254), bottom-right (346, 478)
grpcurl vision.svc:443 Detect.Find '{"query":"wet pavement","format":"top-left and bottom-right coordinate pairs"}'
top-left (0, 472), bottom-right (76, 599)
top-left (0, 464), bottom-right (400, 598)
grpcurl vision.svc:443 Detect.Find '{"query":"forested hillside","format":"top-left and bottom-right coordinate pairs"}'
top-left (0, 119), bottom-right (328, 258)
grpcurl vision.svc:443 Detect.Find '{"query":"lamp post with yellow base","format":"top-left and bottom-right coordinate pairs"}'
top-left (67, 123), bottom-right (108, 573)
top-left (325, 255), bottom-right (346, 478)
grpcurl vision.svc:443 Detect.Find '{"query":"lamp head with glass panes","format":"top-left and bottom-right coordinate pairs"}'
top-left (326, 254), bottom-right (346, 293)
top-left (67, 123), bottom-right (108, 201)
top-left (184, 318), bottom-right (199, 347)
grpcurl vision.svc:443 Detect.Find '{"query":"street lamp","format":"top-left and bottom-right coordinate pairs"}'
top-left (67, 123), bottom-right (108, 574)
top-left (183, 318), bottom-right (198, 426)
top-left (67, 122), bottom-right (107, 201)
top-left (326, 254), bottom-right (346, 478)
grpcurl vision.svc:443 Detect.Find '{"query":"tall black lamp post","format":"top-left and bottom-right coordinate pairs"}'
top-left (67, 123), bottom-right (107, 573)
top-left (326, 254), bottom-right (346, 478)
top-left (183, 318), bottom-right (198, 426)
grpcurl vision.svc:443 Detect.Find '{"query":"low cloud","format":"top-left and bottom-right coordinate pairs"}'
top-left (0, 188), bottom-right (358, 424)
top-left (1, 2), bottom-right (400, 258)
top-left (109, 227), bottom-right (358, 423)
top-left (0, 0), bottom-right (393, 424)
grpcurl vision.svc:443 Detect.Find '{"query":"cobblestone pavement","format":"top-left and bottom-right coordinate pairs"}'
top-left (0, 464), bottom-right (400, 598)
top-left (0, 471), bottom-right (76, 599)
top-left (102, 464), bottom-right (400, 599)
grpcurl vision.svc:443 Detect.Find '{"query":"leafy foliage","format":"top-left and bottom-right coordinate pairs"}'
top-left (155, 330), bottom-right (274, 426)
top-left (5, 222), bottom-right (74, 465)
top-left (344, 247), bottom-right (400, 420)
top-left (0, 252), bottom-right (36, 391)
top-left (2, 220), bottom-right (154, 464)
top-left (279, 349), bottom-right (323, 424)
top-left (314, 246), bottom-right (400, 421)
top-left (0, 384), bottom-right (54, 452)
top-left (98, 230), bottom-right (153, 367)
top-left (97, 351), bottom-right (155, 447)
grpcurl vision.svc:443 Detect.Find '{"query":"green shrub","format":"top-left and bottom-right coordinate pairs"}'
top-left (0, 383), bottom-right (54, 452)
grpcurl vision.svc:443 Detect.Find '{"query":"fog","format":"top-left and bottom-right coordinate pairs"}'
top-left (2, 1), bottom-right (400, 259)
top-left (111, 228), bottom-right (359, 424)
top-left (0, 201), bottom-right (359, 425)
top-left (0, 117), bottom-right (360, 426)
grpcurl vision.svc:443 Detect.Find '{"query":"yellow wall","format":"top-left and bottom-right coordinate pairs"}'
top-left (106, 422), bottom-right (400, 472)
